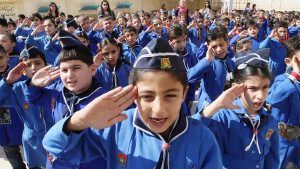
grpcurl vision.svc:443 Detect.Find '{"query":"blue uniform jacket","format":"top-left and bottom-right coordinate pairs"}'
top-left (196, 98), bottom-right (280, 169)
top-left (42, 108), bottom-right (223, 169)
top-left (288, 26), bottom-right (300, 38)
top-left (15, 26), bottom-right (46, 38)
top-left (230, 35), bottom-right (262, 50)
top-left (94, 59), bottom-right (132, 91)
top-left (188, 56), bottom-right (235, 113)
top-left (0, 79), bottom-right (53, 168)
top-left (188, 28), bottom-right (207, 48)
top-left (257, 25), bottom-right (267, 40)
top-left (137, 30), bottom-right (151, 47)
top-left (259, 37), bottom-right (286, 77)
top-left (0, 67), bottom-right (23, 146)
top-left (266, 73), bottom-right (300, 168)
top-left (147, 31), bottom-right (168, 42)
top-left (122, 43), bottom-right (143, 64)
top-left (25, 34), bottom-right (59, 65)
top-left (23, 78), bottom-right (107, 169)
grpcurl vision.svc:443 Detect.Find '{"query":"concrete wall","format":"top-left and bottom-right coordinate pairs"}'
top-left (0, 0), bottom-right (299, 21)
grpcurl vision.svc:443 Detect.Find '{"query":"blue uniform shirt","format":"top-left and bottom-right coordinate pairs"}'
top-left (188, 28), bottom-right (207, 48)
top-left (0, 79), bottom-right (53, 168)
top-left (122, 43), bottom-right (143, 64)
top-left (196, 98), bottom-right (280, 169)
top-left (266, 73), bottom-right (300, 168)
top-left (23, 78), bottom-right (107, 169)
top-left (43, 108), bottom-right (223, 169)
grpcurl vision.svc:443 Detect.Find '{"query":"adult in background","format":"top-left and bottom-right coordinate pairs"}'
top-left (160, 4), bottom-right (168, 15)
top-left (48, 2), bottom-right (59, 19)
top-left (245, 3), bottom-right (251, 11)
top-left (98, 0), bottom-right (116, 21)
top-left (175, 0), bottom-right (189, 25)
top-left (203, 1), bottom-right (212, 14)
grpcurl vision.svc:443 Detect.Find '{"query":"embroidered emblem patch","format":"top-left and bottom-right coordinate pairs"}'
top-left (265, 129), bottom-right (274, 140)
top-left (118, 152), bottom-right (127, 166)
top-left (51, 98), bottom-right (56, 111)
top-left (161, 58), bottom-right (171, 69)
top-left (23, 103), bottom-right (29, 110)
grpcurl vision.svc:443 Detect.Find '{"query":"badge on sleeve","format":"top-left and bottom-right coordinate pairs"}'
top-left (23, 103), bottom-right (29, 110)
top-left (118, 152), bottom-right (127, 166)
top-left (265, 129), bottom-right (274, 140)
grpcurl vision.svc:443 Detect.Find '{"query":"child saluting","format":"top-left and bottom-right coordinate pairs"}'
top-left (42, 38), bottom-right (222, 169)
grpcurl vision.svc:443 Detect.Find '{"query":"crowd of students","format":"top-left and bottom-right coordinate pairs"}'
top-left (0, 0), bottom-right (299, 168)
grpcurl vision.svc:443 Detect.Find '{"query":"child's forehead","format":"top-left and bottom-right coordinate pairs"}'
top-left (59, 59), bottom-right (88, 67)
top-left (22, 56), bottom-right (44, 62)
top-left (209, 37), bottom-right (227, 44)
top-left (124, 31), bottom-right (136, 35)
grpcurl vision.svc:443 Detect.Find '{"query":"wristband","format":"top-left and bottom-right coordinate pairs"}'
top-left (290, 71), bottom-right (300, 81)
top-left (31, 79), bottom-right (37, 87)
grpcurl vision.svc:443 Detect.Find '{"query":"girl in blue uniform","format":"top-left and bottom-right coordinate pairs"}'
top-left (25, 17), bottom-right (60, 65)
top-left (94, 37), bottom-right (132, 91)
top-left (196, 48), bottom-right (280, 169)
top-left (147, 17), bottom-right (168, 42)
top-left (42, 38), bottom-right (222, 169)
top-left (131, 14), bottom-right (152, 47)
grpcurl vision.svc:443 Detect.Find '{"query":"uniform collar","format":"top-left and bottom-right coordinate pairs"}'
top-left (175, 48), bottom-right (188, 57)
top-left (124, 42), bottom-right (141, 49)
top-left (62, 78), bottom-right (101, 117)
top-left (102, 59), bottom-right (124, 72)
top-left (0, 66), bottom-right (10, 78)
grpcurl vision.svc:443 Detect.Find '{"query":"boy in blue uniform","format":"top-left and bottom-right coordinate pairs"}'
top-left (266, 34), bottom-right (300, 168)
top-left (122, 26), bottom-right (143, 64)
top-left (288, 16), bottom-right (300, 38)
top-left (0, 44), bottom-right (53, 169)
top-left (259, 21), bottom-right (289, 78)
top-left (168, 24), bottom-right (197, 115)
top-left (188, 26), bottom-right (235, 113)
top-left (23, 30), bottom-right (107, 169)
top-left (197, 48), bottom-right (280, 169)
top-left (42, 38), bottom-right (222, 169)
top-left (94, 37), bottom-right (132, 91)
top-left (0, 44), bottom-right (26, 169)
top-left (230, 20), bottom-right (262, 50)
top-left (187, 16), bottom-right (207, 48)
top-left (147, 17), bottom-right (168, 42)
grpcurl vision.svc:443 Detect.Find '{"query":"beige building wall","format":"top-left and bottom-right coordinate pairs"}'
top-left (0, 0), bottom-right (299, 21)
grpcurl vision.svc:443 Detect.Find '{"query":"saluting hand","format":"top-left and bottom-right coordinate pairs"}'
top-left (93, 52), bottom-right (104, 67)
top-left (31, 65), bottom-right (60, 87)
top-left (5, 63), bottom-right (25, 85)
top-left (206, 45), bottom-right (215, 62)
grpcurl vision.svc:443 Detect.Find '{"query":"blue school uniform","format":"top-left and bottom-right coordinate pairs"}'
top-left (176, 42), bottom-right (198, 115)
top-left (94, 59), bottom-right (131, 91)
top-left (122, 43), bottom-right (143, 64)
top-left (43, 109), bottom-right (223, 169)
top-left (147, 31), bottom-right (168, 42)
top-left (188, 55), bottom-right (235, 113)
top-left (195, 98), bottom-right (280, 169)
top-left (25, 35), bottom-right (59, 65)
top-left (23, 78), bottom-right (107, 169)
top-left (15, 26), bottom-right (46, 38)
top-left (188, 27), bottom-right (207, 48)
top-left (0, 67), bottom-right (24, 147)
top-left (14, 37), bottom-right (25, 54)
top-left (266, 72), bottom-right (300, 168)
top-left (259, 37), bottom-right (287, 77)
top-left (230, 34), bottom-right (262, 50)
top-left (0, 79), bottom-right (53, 168)
top-left (288, 26), bottom-right (300, 38)
top-left (257, 24), bottom-right (266, 40)
top-left (137, 30), bottom-right (151, 47)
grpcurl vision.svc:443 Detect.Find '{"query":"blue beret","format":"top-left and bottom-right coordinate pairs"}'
top-left (59, 29), bottom-right (85, 48)
top-left (20, 44), bottom-right (44, 59)
top-left (235, 48), bottom-right (270, 69)
top-left (133, 38), bottom-right (185, 70)
top-left (66, 18), bottom-right (78, 28)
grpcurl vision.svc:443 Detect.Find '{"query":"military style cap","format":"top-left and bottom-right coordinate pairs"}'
top-left (59, 29), bottom-right (85, 48)
top-left (20, 44), bottom-right (44, 59)
top-left (235, 48), bottom-right (270, 69)
top-left (133, 38), bottom-right (185, 70)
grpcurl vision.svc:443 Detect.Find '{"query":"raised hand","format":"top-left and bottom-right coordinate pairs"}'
top-left (93, 22), bottom-right (103, 32)
top-left (20, 18), bottom-right (29, 28)
top-left (31, 24), bottom-right (44, 36)
top-left (116, 35), bottom-right (126, 44)
top-left (239, 30), bottom-right (248, 37)
top-left (31, 65), bottom-right (60, 87)
top-left (5, 63), bottom-right (25, 85)
top-left (145, 25), bottom-right (154, 33)
top-left (291, 54), bottom-right (300, 75)
top-left (94, 52), bottom-right (104, 67)
top-left (201, 83), bottom-right (246, 117)
top-left (169, 40), bottom-right (176, 48)
top-left (269, 28), bottom-right (278, 38)
top-left (206, 45), bottom-right (215, 62)
top-left (64, 85), bottom-right (138, 132)
top-left (51, 32), bottom-right (59, 42)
